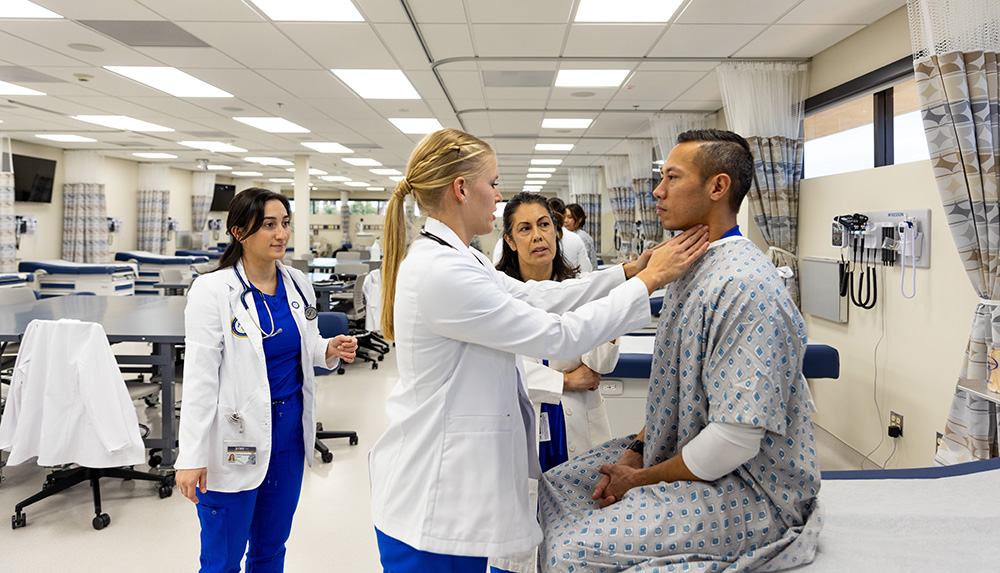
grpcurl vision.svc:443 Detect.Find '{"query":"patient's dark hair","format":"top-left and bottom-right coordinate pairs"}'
top-left (216, 187), bottom-right (291, 270)
top-left (676, 129), bottom-right (754, 213)
top-left (566, 203), bottom-right (586, 228)
top-left (496, 192), bottom-right (578, 282)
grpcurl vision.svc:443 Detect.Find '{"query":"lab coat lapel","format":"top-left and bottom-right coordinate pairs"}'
top-left (226, 261), bottom-right (267, 368)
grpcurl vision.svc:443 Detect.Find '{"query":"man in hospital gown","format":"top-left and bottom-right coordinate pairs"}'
top-left (538, 129), bottom-right (822, 572)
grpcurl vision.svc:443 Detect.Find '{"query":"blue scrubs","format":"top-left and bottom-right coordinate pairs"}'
top-left (375, 528), bottom-right (489, 573)
top-left (196, 272), bottom-right (306, 572)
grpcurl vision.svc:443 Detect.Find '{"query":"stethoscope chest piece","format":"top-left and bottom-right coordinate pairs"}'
top-left (304, 306), bottom-right (318, 320)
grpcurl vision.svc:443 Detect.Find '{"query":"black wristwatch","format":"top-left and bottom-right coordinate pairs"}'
top-left (626, 439), bottom-right (644, 456)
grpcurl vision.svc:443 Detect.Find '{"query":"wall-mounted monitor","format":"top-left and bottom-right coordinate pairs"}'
top-left (12, 154), bottom-right (57, 203)
top-left (210, 183), bottom-right (236, 211)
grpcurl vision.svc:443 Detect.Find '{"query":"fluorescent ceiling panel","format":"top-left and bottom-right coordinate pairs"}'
top-left (523, 186), bottom-right (542, 191)
top-left (370, 168), bottom-right (402, 176)
top-left (233, 171), bottom-right (263, 176)
top-left (301, 141), bottom-right (353, 153)
top-left (207, 165), bottom-right (232, 170)
top-left (249, 0), bottom-right (363, 21)
top-left (535, 143), bottom-right (574, 151)
top-left (73, 115), bottom-right (174, 132)
top-left (575, 0), bottom-right (682, 22)
top-left (343, 157), bottom-right (382, 166)
top-left (531, 159), bottom-right (562, 165)
top-left (529, 167), bottom-right (557, 172)
top-left (388, 117), bottom-right (443, 134)
top-left (105, 66), bottom-right (233, 98)
top-left (331, 69), bottom-right (420, 100)
top-left (0, 1), bottom-right (62, 18)
top-left (344, 181), bottom-right (368, 187)
top-left (35, 134), bottom-right (95, 142)
top-left (367, 187), bottom-right (385, 191)
top-left (321, 176), bottom-right (351, 182)
top-left (555, 70), bottom-right (629, 87)
top-left (245, 157), bottom-right (294, 166)
top-left (133, 152), bottom-right (177, 159)
top-left (180, 141), bottom-right (247, 153)
top-left (0, 80), bottom-right (44, 95)
top-left (269, 178), bottom-right (294, 183)
top-left (526, 173), bottom-right (552, 178)
top-left (542, 118), bottom-right (593, 129)
top-left (286, 167), bottom-right (328, 175)
top-left (234, 117), bottom-right (309, 133)
top-left (389, 176), bottom-right (404, 182)
top-left (525, 180), bottom-right (548, 186)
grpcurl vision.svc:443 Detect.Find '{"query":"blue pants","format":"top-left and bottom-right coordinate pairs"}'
top-left (196, 393), bottom-right (305, 573)
top-left (375, 528), bottom-right (496, 573)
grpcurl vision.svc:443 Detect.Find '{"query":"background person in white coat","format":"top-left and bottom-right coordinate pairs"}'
top-left (175, 187), bottom-right (357, 572)
top-left (368, 128), bottom-right (709, 573)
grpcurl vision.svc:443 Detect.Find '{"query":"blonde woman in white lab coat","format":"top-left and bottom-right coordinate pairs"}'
top-left (368, 128), bottom-right (709, 573)
top-left (174, 187), bottom-right (357, 572)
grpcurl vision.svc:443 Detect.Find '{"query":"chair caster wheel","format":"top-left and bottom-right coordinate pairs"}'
top-left (337, 368), bottom-right (345, 375)
top-left (12, 512), bottom-right (26, 529)
top-left (316, 422), bottom-right (324, 431)
top-left (377, 355), bottom-right (384, 361)
top-left (159, 485), bottom-right (172, 499)
top-left (321, 451), bottom-right (333, 463)
top-left (93, 513), bottom-right (110, 530)
top-left (144, 395), bottom-right (160, 407)
top-left (149, 454), bottom-right (162, 468)
top-left (371, 363), bottom-right (378, 370)
top-left (349, 436), bottom-right (359, 446)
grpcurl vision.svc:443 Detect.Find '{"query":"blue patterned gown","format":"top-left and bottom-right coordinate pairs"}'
top-left (538, 237), bottom-right (823, 572)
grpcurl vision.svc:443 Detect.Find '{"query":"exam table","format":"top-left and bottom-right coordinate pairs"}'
top-left (18, 260), bottom-right (136, 297)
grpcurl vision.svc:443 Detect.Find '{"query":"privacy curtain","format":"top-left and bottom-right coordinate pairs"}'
top-left (62, 150), bottom-right (110, 263)
top-left (569, 167), bottom-right (603, 252)
top-left (603, 156), bottom-right (635, 261)
top-left (908, 0), bottom-right (1000, 463)
top-left (0, 136), bottom-right (13, 272)
top-left (191, 171), bottom-right (215, 237)
top-left (628, 139), bottom-right (662, 248)
top-left (137, 163), bottom-right (170, 254)
top-left (717, 61), bottom-right (809, 306)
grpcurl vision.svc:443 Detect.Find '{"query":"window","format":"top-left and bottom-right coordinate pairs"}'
top-left (804, 94), bottom-right (874, 178)
top-left (892, 78), bottom-right (930, 165)
top-left (310, 199), bottom-right (341, 215)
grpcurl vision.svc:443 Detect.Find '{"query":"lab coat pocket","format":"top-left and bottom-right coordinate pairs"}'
top-left (587, 399), bottom-right (612, 447)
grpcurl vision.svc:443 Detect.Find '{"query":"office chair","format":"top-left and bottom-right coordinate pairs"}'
top-left (329, 273), bottom-right (385, 369)
top-left (337, 250), bottom-right (362, 261)
top-left (312, 312), bottom-right (359, 463)
top-left (0, 319), bottom-right (173, 530)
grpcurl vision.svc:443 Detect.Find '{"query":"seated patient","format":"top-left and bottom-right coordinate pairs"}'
top-left (538, 129), bottom-right (822, 572)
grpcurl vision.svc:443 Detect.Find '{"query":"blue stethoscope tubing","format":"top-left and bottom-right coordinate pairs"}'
top-left (233, 265), bottom-right (317, 339)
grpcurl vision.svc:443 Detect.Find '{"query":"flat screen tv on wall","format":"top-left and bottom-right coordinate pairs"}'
top-left (210, 183), bottom-right (236, 211)
top-left (12, 154), bottom-right (57, 203)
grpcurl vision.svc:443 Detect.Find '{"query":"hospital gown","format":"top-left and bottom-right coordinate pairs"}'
top-left (538, 236), bottom-right (823, 572)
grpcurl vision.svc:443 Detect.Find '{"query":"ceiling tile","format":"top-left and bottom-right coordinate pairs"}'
top-left (372, 23), bottom-right (432, 69)
top-left (734, 24), bottom-right (864, 58)
top-left (0, 30), bottom-right (87, 67)
top-left (37, 0), bottom-right (163, 20)
top-left (663, 99), bottom-right (723, 112)
top-left (563, 25), bottom-right (665, 58)
top-left (616, 70), bottom-right (707, 103)
top-left (135, 0), bottom-right (264, 22)
top-left (636, 60), bottom-right (719, 72)
top-left (545, 97), bottom-right (615, 110)
top-left (276, 22), bottom-right (396, 68)
top-left (407, 0), bottom-right (467, 24)
top-left (258, 70), bottom-right (357, 100)
top-left (437, 70), bottom-right (485, 101)
top-left (0, 20), bottom-right (160, 66)
top-left (779, 0), bottom-right (904, 25)
top-left (419, 24), bottom-right (475, 61)
top-left (603, 100), bottom-right (668, 111)
top-left (467, 0), bottom-right (573, 24)
top-left (648, 24), bottom-right (766, 58)
top-left (79, 20), bottom-right (210, 47)
top-left (586, 113), bottom-right (651, 137)
top-left (178, 22), bottom-right (317, 69)
top-left (675, 0), bottom-right (799, 25)
top-left (353, 0), bottom-right (410, 24)
top-left (470, 25), bottom-right (565, 57)
top-left (676, 73), bottom-right (722, 101)
top-left (136, 47), bottom-right (244, 68)
top-left (485, 87), bottom-right (551, 103)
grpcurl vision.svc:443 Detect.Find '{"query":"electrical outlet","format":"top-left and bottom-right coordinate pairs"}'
top-left (600, 381), bottom-right (622, 396)
top-left (936, 431), bottom-right (943, 451)
top-left (888, 411), bottom-right (904, 438)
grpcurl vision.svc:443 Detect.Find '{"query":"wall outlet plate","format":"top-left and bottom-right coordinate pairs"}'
top-left (889, 411), bottom-right (904, 437)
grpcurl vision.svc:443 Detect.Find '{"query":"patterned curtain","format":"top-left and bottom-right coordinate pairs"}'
top-left (137, 163), bottom-right (170, 254)
top-left (603, 156), bottom-right (635, 261)
top-left (628, 139), bottom-right (661, 248)
top-left (717, 62), bottom-right (808, 306)
top-left (0, 135), bottom-right (13, 272)
top-left (650, 112), bottom-right (717, 167)
top-left (191, 171), bottom-right (215, 236)
top-left (62, 151), bottom-right (109, 263)
top-left (569, 167), bottom-right (603, 253)
top-left (908, 0), bottom-right (1000, 463)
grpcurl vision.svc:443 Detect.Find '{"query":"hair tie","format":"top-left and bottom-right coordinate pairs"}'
top-left (393, 178), bottom-right (412, 199)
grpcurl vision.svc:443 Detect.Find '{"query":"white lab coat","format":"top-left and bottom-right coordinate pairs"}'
top-left (0, 319), bottom-right (146, 468)
top-left (369, 218), bottom-right (651, 558)
top-left (492, 231), bottom-right (593, 273)
top-left (362, 268), bottom-right (381, 332)
top-left (175, 260), bottom-right (339, 493)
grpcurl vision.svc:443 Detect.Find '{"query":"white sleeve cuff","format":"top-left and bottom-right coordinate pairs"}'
top-left (682, 422), bottom-right (765, 481)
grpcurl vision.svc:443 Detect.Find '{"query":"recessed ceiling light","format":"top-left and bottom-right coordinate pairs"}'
top-left (133, 152), bottom-right (177, 159)
top-left (531, 159), bottom-right (563, 165)
top-left (542, 118), bottom-right (593, 129)
top-left (249, 0), bottom-right (364, 21)
top-left (555, 70), bottom-right (629, 88)
top-left (331, 69), bottom-right (420, 100)
top-left (525, 180), bottom-right (548, 186)
top-left (523, 186), bottom-right (543, 191)
top-left (369, 168), bottom-right (401, 176)
top-left (321, 175), bottom-right (351, 182)
top-left (269, 178), bottom-right (294, 183)
top-left (0, 1), bottom-right (62, 18)
top-left (207, 165), bottom-right (232, 170)
top-left (301, 141), bottom-right (353, 153)
top-left (535, 143), bottom-right (574, 152)
top-left (73, 115), bottom-right (174, 132)
top-left (232, 171), bottom-right (263, 176)
top-left (343, 157), bottom-right (382, 167)
top-left (35, 134), bottom-right (96, 143)
top-left (286, 167), bottom-right (328, 175)
top-left (0, 80), bottom-right (45, 96)
top-left (526, 173), bottom-right (552, 178)
top-left (367, 187), bottom-right (385, 191)
top-left (68, 43), bottom-right (103, 52)
top-left (571, 91), bottom-right (596, 98)
top-left (388, 117), bottom-right (443, 134)
top-left (245, 156), bottom-right (294, 166)
top-left (179, 141), bottom-right (247, 153)
top-left (105, 66), bottom-right (233, 98)
top-left (575, 0), bottom-right (682, 22)
top-left (529, 167), bottom-right (557, 172)
top-left (344, 181), bottom-right (368, 187)
top-left (234, 117), bottom-right (309, 133)
top-left (389, 176), bottom-right (404, 182)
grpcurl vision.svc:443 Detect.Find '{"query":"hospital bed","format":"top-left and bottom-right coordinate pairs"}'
top-left (600, 334), bottom-right (840, 437)
top-left (114, 251), bottom-right (209, 295)
top-left (0, 272), bottom-right (34, 292)
top-left (18, 260), bottom-right (136, 298)
top-left (174, 249), bottom-right (221, 260)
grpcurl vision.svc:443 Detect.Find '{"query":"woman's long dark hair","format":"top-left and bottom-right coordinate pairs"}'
top-left (495, 192), bottom-right (579, 282)
top-left (215, 187), bottom-right (291, 271)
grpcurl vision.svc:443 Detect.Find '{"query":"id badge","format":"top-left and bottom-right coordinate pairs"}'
top-left (538, 412), bottom-right (551, 442)
top-left (225, 441), bottom-right (257, 465)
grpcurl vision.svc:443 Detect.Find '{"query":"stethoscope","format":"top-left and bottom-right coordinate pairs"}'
top-left (233, 265), bottom-right (317, 339)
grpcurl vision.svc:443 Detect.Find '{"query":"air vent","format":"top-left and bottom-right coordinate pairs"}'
top-left (482, 71), bottom-right (554, 88)
top-left (0, 67), bottom-right (64, 83)
top-left (79, 21), bottom-right (210, 48)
